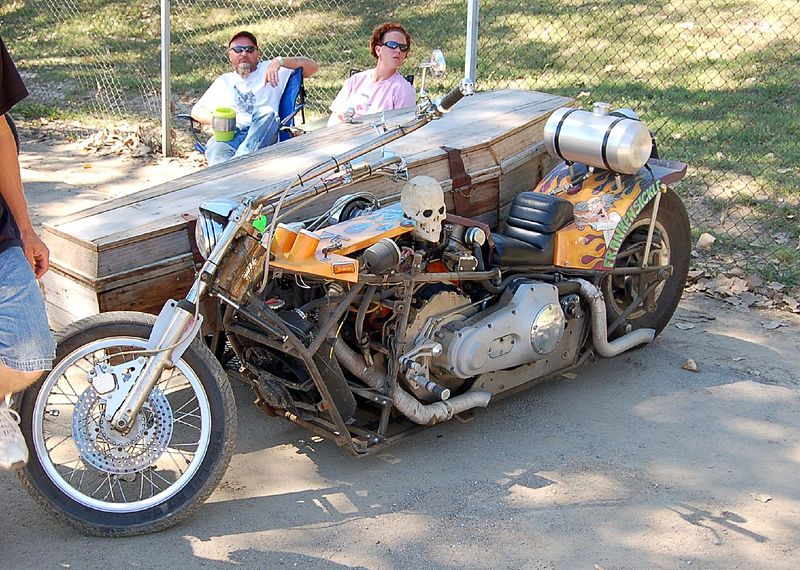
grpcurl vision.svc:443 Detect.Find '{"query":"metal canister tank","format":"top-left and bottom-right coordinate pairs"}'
top-left (543, 102), bottom-right (653, 174)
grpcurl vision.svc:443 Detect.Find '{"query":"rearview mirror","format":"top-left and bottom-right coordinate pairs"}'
top-left (418, 49), bottom-right (447, 101)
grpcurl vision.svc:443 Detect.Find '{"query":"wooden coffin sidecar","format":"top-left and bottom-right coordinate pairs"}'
top-left (39, 90), bottom-right (572, 329)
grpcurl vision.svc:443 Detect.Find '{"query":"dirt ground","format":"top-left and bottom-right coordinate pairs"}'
top-left (1, 133), bottom-right (799, 569)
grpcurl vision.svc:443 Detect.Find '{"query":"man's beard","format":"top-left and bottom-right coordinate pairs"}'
top-left (236, 62), bottom-right (253, 77)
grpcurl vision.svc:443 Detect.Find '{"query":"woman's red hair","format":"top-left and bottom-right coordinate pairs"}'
top-left (370, 22), bottom-right (412, 60)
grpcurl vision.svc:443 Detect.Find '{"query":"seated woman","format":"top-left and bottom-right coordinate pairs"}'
top-left (328, 22), bottom-right (416, 126)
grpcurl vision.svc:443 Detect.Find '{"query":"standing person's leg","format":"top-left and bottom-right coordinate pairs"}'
top-left (0, 246), bottom-right (55, 469)
top-left (204, 128), bottom-right (248, 166)
top-left (233, 107), bottom-right (279, 158)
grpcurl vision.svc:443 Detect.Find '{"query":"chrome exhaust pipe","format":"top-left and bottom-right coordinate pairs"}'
top-left (574, 278), bottom-right (655, 357)
top-left (334, 339), bottom-right (491, 425)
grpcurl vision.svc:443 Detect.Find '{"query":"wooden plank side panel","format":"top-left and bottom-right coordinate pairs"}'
top-left (444, 178), bottom-right (501, 226)
top-left (97, 224), bottom-right (193, 276)
top-left (98, 266), bottom-right (197, 315)
top-left (43, 229), bottom-right (99, 278)
top-left (498, 154), bottom-right (550, 212)
top-left (40, 268), bottom-right (100, 330)
top-left (45, 300), bottom-right (83, 332)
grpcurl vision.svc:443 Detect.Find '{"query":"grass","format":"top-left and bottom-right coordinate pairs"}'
top-left (2, 0), bottom-right (799, 283)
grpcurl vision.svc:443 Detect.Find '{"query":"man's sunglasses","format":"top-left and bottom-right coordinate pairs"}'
top-left (229, 45), bottom-right (257, 54)
top-left (381, 40), bottom-right (409, 52)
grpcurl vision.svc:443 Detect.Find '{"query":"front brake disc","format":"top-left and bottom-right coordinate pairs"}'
top-left (72, 387), bottom-right (173, 475)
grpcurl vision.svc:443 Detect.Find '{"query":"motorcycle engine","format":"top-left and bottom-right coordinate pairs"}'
top-left (432, 281), bottom-right (566, 379)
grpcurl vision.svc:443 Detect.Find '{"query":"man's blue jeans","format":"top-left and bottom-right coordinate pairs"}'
top-left (0, 247), bottom-right (55, 372)
top-left (205, 107), bottom-right (279, 166)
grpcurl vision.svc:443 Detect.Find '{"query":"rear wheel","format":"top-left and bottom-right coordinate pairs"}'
top-left (17, 312), bottom-right (237, 536)
top-left (602, 188), bottom-right (690, 337)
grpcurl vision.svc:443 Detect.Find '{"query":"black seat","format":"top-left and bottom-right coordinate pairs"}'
top-left (491, 192), bottom-right (574, 267)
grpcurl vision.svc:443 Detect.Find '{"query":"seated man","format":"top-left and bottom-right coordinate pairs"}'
top-left (191, 31), bottom-right (319, 166)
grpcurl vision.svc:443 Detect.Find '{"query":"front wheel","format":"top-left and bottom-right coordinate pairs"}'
top-left (602, 188), bottom-right (691, 337)
top-left (17, 312), bottom-right (237, 536)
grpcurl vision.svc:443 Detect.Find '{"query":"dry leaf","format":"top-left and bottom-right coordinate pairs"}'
top-left (761, 321), bottom-right (785, 330)
top-left (746, 274), bottom-right (764, 289)
top-left (682, 359), bottom-right (699, 372)
top-left (732, 356), bottom-right (746, 362)
top-left (675, 322), bottom-right (696, 330)
top-left (678, 311), bottom-right (716, 323)
top-left (696, 233), bottom-right (716, 251)
top-left (729, 277), bottom-right (750, 295)
top-left (751, 493), bottom-right (772, 503)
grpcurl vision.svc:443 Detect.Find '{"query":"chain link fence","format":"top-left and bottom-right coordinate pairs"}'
top-left (2, 0), bottom-right (798, 283)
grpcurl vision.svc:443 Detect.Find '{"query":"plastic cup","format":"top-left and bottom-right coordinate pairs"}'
top-left (211, 107), bottom-right (236, 142)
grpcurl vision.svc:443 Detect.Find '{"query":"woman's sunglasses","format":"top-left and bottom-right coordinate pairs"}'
top-left (229, 45), bottom-right (257, 54)
top-left (381, 40), bottom-right (409, 52)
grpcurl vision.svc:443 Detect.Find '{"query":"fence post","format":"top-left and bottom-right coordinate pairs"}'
top-left (463, 0), bottom-right (479, 94)
top-left (160, 0), bottom-right (172, 157)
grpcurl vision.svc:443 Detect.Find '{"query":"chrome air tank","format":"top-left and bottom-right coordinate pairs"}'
top-left (543, 103), bottom-right (652, 174)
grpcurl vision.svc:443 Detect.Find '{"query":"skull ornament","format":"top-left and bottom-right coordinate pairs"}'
top-left (401, 176), bottom-right (446, 242)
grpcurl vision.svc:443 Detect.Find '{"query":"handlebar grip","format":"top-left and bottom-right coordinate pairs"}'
top-left (437, 87), bottom-right (465, 113)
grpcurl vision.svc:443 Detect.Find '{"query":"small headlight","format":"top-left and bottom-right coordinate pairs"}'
top-left (195, 199), bottom-right (237, 259)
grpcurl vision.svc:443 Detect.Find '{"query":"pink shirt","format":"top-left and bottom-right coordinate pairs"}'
top-left (330, 69), bottom-right (416, 120)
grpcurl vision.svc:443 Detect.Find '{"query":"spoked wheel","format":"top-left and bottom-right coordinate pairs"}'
top-left (602, 188), bottom-right (691, 337)
top-left (17, 312), bottom-right (236, 536)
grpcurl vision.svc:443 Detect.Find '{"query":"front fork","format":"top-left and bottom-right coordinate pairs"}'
top-left (106, 200), bottom-right (253, 433)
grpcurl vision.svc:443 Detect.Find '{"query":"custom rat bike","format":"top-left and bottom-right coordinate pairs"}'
top-left (16, 86), bottom-right (689, 536)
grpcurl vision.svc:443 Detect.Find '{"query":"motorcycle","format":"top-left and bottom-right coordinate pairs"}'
top-left (15, 71), bottom-right (690, 536)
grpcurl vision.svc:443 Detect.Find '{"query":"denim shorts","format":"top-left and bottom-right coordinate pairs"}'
top-left (0, 246), bottom-right (56, 372)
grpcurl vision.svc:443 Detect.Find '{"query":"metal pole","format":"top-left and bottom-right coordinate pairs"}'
top-left (160, 0), bottom-right (172, 157)
top-left (462, 0), bottom-right (479, 95)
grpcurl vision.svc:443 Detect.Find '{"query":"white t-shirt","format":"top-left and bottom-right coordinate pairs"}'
top-left (195, 63), bottom-right (291, 128)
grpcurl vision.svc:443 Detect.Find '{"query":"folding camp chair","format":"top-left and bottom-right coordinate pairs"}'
top-left (177, 66), bottom-right (306, 154)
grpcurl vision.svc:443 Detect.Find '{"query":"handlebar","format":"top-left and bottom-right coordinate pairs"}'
top-left (435, 86), bottom-right (465, 114)
top-left (252, 81), bottom-right (472, 290)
